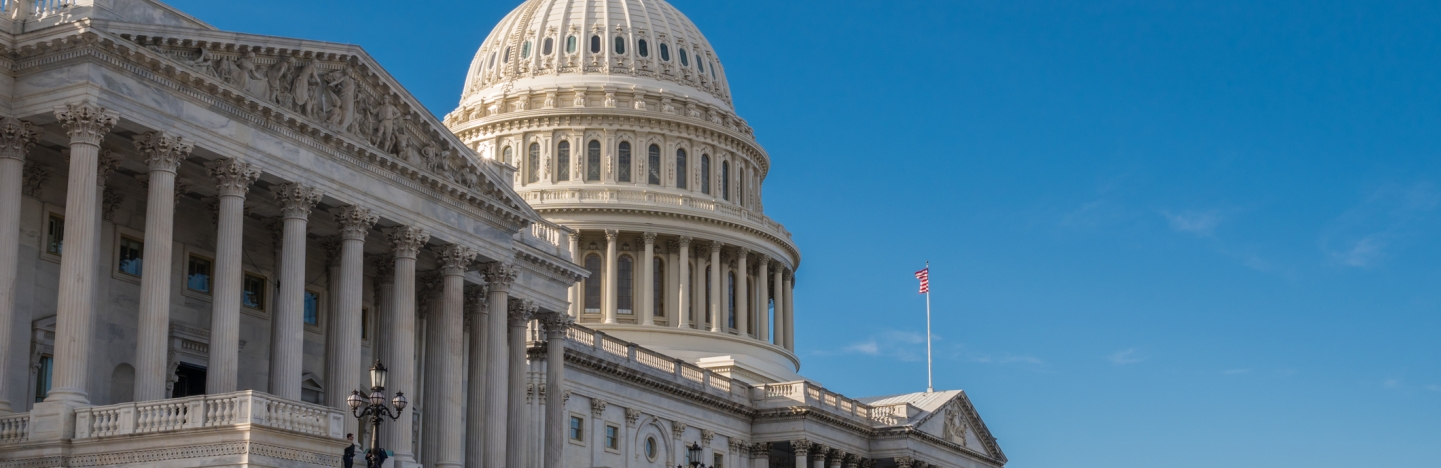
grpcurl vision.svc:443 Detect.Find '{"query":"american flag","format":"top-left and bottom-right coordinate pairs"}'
top-left (915, 267), bottom-right (930, 294)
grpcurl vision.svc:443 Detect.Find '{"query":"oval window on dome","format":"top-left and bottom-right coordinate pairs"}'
top-left (488, 52), bottom-right (496, 69)
top-left (521, 41), bottom-right (532, 59)
top-left (637, 39), bottom-right (649, 57)
top-left (614, 36), bottom-right (626, 55)
top-left (590, 35), bottom-right (601, 54)
top-left (696, 54), bottom-right (703, 72)
top-left (567, 35), bottom-right (577, 54)
top-left (503, 46), bottom-right (511, 63)
top-left (679, 48), bottom-right (689, 66)
top-left (543, 37), bottom-right (554, 55)
top-left (659, 43), bottom-right (670, 61)
top-left (710, 61), bottom-right (717, 79)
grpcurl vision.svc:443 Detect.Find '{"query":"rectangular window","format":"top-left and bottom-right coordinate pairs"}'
top-left (304, 290), bottom-right (321, 326)
top-left (569, 416), bottom-right (584, 441)
top-left (605, 425), bottom-right (619, 449)
top-left (714, 454), bottom-right (724, 468)
top-left (186, 255), bottom-right (213, 294)
top-left (242, 274), bottom-right (267, 311)
top-left (45, 214), bottom-right (64, 256)
top-left (34, 355), bottom-right (52, 402)
top-left (117, 237), bottom-right (144, 277)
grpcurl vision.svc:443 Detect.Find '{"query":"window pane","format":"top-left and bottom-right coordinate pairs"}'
top-left (618, 256), bottom-right (634, 312)
top-left (653, 257), bottom-right (665, 317)
top-left (700, 155), bottom-right (711, 194)
top-left (503, 46), bottom-right (511, 63)
top-left (586, 141), bottom-right (601, 181)
top-left (522, 41), bottom-right (532, 59)
top-left (648, 145), bottom-right (661, 185)
top-left (243, 274), bottom-right (266, 311)
top-left (570, 416), bottom-right (584, 440)
top-left (528, 143), bottom-right (540, 183)
top-left (638, 39), bottom-right (649, 57)
top-left (614, 36), bottom-right (626, 55)
top-left (118, 237), bottom-right (144, 277)
top-left (728, 272), bottom-right (736, 328)
top-left (618, 142), bottom-right (632, 183)
top-left (46, 215), bottom-right (63, 255)
top-left (304, 291), bottom-right (320, 326)
top-left (585, 255), bottom-right (602, 310)
top-left (676, 150), bottom-right (687, 189)
top-left (489, 52), bottom-right (496, 69)
top-left (34, 356), bottom-right (52, 402)
top-left (680, 48), bottom-right (689, 66)
top-left (590, 35), bottom-right (601, 53)
top-left (567, 36), bottom-right (577, 54)
top-left (606, 426), bottom-right (619, 448)
top-left (187, 256), bottom-right (212, 293)
top-left (557, 141), bottom-right (571, 181)
top-left (502, 146), bottom-right (513, 166)
top-left (543, 38), bottom-right (554, 55)
top-left (722, 161), bottom-right (730, 200)
top-left (660, 43), bottom-right (670, 61)
top-left (697, 55), bottom-right (704, 73)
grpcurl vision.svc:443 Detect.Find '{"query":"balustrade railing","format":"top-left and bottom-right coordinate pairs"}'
top-left (73, 390), bottom-right (344, 440)
top-left (522, 188), bottom-right (792, 240)
top-left (555, 324), bottom-right (747, 398)
top-left (0, 413), bottom-right (28, 444)
top-left (756, 381), bottom-right (903, 427)
top-left (518, 218), bottom-right (573, 257)
top-left (0, 0), bottom-right (73, 18)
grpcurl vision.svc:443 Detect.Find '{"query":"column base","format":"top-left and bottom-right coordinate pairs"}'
top-left (28, 400), bottom-right (80, 441)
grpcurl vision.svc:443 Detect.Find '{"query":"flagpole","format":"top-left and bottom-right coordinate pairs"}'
top-left (925, 260), bottom-right (933, 393)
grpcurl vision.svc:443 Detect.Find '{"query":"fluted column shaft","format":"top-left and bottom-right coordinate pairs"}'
top-left (133, 131), bottom-right (193, 402)
top-left (736, 249), bottom-right (749, 336)
top-left (541, 314), bottom-right (572, 468)
top-left (46, 104), bottom-right (119, 408)
top-left (506, 299), bottom-right (535, 468)
top-left (482, 264), bottom-right (518, 468)
top-left (465, 287), bottom-right (489, 468)
top-left (756, 258), bottom-right (770, 343)
top-left (675, 237), bottom-right (691, 329)
top-left (0, 118), bottom-right (36, 413)
top-left (773, 267), bottom-right (785, 347)
top-left (434, 246), bottom-right (475, 468)
top-left (709, 242), bottom-right (722, 333)
top-left (268, 184), bottom-right (322, 401)
top-left (568, 233), bottom-right (581, 318)
top-left (205, 159), bottom-right (259, 394)
top-left (603, 230), bottom-right (618, 324)
top-left (641, 233), bottom-right (656, 326)
top-left (328, 207), bottom-right (376, 435)
top-left (784, 273), bottom-right (796, 351)
top-left (384, 227), bottom-right (429, 466)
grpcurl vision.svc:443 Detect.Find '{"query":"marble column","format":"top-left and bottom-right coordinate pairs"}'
top-left (709, 242), bottom-right (723, 333)
top-left (603, 229), bottom-right (618, 324)
top-left (42, 103), bottom-right (119, 411)
top-left (829, 451), bottom-right (846, 468)
top-left (371, 254), bottom-right (395, 373)
top-left (791, 440), bottom-right (811, 468)
top-left (507, 298), bottom-right (537, 468)
top-left (464, 285), bottom-right (488, 468)
top-left (675, 237), bottom-right (691, 329)
top-left (133, 132), bottom-right (193, 402)
top-left (268, 183), bottom-right (323, 401)
top-left (435, 245), bottom-right (477, 468)
top-left (0, 118), bottom-right (37, 413)
top-left (736, 248), bottom-right (749, 336)
top-left (481, 263), bottom-right (519, 468)
top-left (384, 226), bottom-right (430, 466)
top-left (326, 207), bottom-right (377, 427)
top-left (784, 272), bottom-right (795, 351)
top-left (568, 232), bottom-right (581, 318)
top-left (204, 159), bottom-right (260, 394)
top-left (756, 257), bottom-right (769, 344)
top-left (772, 266), bottom-right (784, 347)
top-left (540, 312), bottom-right (573, 468)
top-left (640, 232), bottom-right (656, 326)
top-left (752, 443), bottom-right (772, 468)
top-left (812, 446), bottom-right (829, 468)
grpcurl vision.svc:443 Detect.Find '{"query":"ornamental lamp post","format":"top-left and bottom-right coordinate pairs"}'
top-left (349, 360), bottom-right (407, 468)
top-left (683, 442), bottom-right (706, 468)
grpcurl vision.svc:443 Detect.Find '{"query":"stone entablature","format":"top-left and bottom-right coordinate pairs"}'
top-left (449, 89), bottom-right (758, 143)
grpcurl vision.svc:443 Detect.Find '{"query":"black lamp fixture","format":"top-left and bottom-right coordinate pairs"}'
top-left (685, 442), bottom-right (705, 468)
top-left (348, 360), bottom-right (407, 468)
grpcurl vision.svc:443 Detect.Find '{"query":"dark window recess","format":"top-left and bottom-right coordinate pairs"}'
top-left (171, 363), bottom-right (207, 398)
top-left (590, 35), bottom-right (602, 53)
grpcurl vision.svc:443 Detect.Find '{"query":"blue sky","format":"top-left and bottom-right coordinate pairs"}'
top-left (165, 1), bottom-right (1441, 466)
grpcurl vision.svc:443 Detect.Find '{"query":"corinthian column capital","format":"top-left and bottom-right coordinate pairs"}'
top-left (334, 205), bottom-right (379, 241)
top-left (710, 240), bottom-right (723, 254)
top-left (0, 117), bottom-right (39, 161)
top-left (97, 151), bottom-right (123, 187)
top-left (482, 261), bottom-right (520, 291)
top-left (273, 183), bottom-right (323, 219)
top-left (642, 232), bottom-right (658, 244)
top-left (539, 312), bottom-right (574, 336)
top-left (791, 439), bottom-right (811, 457)
top-left (465, 284), bottom-right (487, 310)
top-left (604, 229), bottom-right (619, 241)
top-left (54, 102), bottom-right (119, 146)
top-left (134, 131), bottom-right (194, 173)
top-left (387, 225), bottom-right (431, 259)
top-left (507, 297), bottom-right (536, 324)
top-left (206, 158), bottom-right (260, 197)
top-left (677, 236), bottom-right (692, 249)
top-left (439, 244), bottom-right (479, 275)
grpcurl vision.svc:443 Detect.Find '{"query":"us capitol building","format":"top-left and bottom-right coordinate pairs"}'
top-left (0, 1), bottom-right (1008, 468)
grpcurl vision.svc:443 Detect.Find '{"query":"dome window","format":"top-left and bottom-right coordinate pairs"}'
top-left (590, 35), bottom-right (601, 54)
top-left (660, 43), bottom-right (671, 61)
top-left (586, 140), bottom-right (602, 181)
top-left (638, 39), bottom-right (649, 57)
top-left (618, 142), bottom-right (632, 183)
top-left (647, 144), bottom-right (661, 185)
top-left (543, 37), bottom-right (554, 55)
top-left (488, 52), bottom-right (496, 69)
top-left (567, 35), bottom-right (577, 54)
top-left (502, 146), bottom-right (513, 166)
top-left (679, 48), bottom-right (689, 67)
top-left (557, 141), bottom-right (571, 181)
top-left (696, 54), bottom-right (704, 72)
top-left (722, 160), bottom-right (730, 200)
top-left (675, 149), bottom-right (688, 189)
top-left (700, 154), bottom-right (710, 195)
top-left (503, 46), bottom-right (511, 63)
top-left (710, 61), bottom-right (717, 79)
top-left (614, 36), bottom-right (626, 55)
top-left (521, 41), bottom-right (532, 59)
top-left (526, 143), bottom-right (540, 184)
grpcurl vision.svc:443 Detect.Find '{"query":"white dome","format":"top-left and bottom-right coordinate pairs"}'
top-left (462, 0), bottom-right (733, 110)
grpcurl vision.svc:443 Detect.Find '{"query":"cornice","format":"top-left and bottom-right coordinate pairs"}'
top-left (535, 205), bottom-right (801, 268)
top-left (870, 427), bottom-right (1005, 466)
top-left (535, 342), bottom-right (756, 419)
top-left (754, 407), bottom-right (878, 440)
top-left (513, 242), bottom-right (588, 283)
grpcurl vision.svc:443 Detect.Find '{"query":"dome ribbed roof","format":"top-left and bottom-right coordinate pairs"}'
top-left (462, 0), bottom-right (732, 110)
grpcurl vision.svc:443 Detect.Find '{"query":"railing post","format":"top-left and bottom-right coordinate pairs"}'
top-left (73, 408), bottom-right (92, 439)
top-left (627, 344), bottom-right (638, 362)
top-left (184, 398), bottom-right (206, 429)
top-left (118, 403), bottom-right (136, 436)
top-left (674, 359), bottom-right (684, 381)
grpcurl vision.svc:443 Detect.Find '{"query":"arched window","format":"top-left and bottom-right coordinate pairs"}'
top-left (727, 272), bottom-right (736, 329)
top-left (647, 144), bottom-right (661, 185)
top-left (527, 143), bottom-right (540, 183)
top-left (503, 46), bottom-right (511, 63)
top-left (543, 37), bottom-right (554, 55)
top-left (697, 54), bottom-right (704, 73)
top-left (638, 39), bottom-right (649, 57)
top-left (502, 146), bottom-right (513, 166)
top-left (675, 149), bottom-right (688, 189)
top-left (556, 141), bottom-right (571, 181)
top-left (584, 254), bottom-right (602, 311)
top-left (586, 140), bottom-right (601, 181)
top-left (679, 48), bottom-right (689, 66)
top-left (618, 255), bottom-right (634, 313)
top-left (488, 52), bottom-right (496, 69)
top-left (522, 41), bottom-right (532, 59)
top-left (566, 36), bottom-right (577, 54)
top-left (700, 154), bottom-right (711, 195)
top-left (614, 36), bottom-right (626, 55)
top-left (660, 43), bottom-right (670, 61)
top-left (710, 61), bottom-right (717, 79)
top-left (653, 257), bottom-right (665, 318)
top-left (590, 35), bottom-right (601, 54)
top-left (721, 160), bottom-right (730, 200)
top-left (618, 142), bottom-right (632, 183)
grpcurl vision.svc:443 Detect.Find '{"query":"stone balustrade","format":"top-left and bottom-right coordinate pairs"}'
top-left (72, 390), bottom-right (345, 441)
top-left (559, 324), bottom-right (751, 400)
top-left (522, 188), bottom-right (795, 241)
top-left (756, 381), bottom-right (904, 427)
top-left (0, 0), bottom-right (73, 18)
top-left (0, 413), bottom-right (28, 444)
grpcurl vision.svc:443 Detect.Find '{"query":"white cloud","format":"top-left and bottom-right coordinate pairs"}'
top-left (1108, 348), bottom-right (1145, 365)
top-left (1321, 182), bottom-right (1441, 268)
top-left (1331, 236), bottom-right (1385, 268)
top-left (1161, 210), bottom-right (1224, 236)
top-left (845, 339), bottom-right (880, 356)
top-left (1424, 384), bottom-right (1441, 392)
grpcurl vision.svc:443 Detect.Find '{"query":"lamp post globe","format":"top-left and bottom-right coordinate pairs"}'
top-left (352, 360), bottom-right (404, 468)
